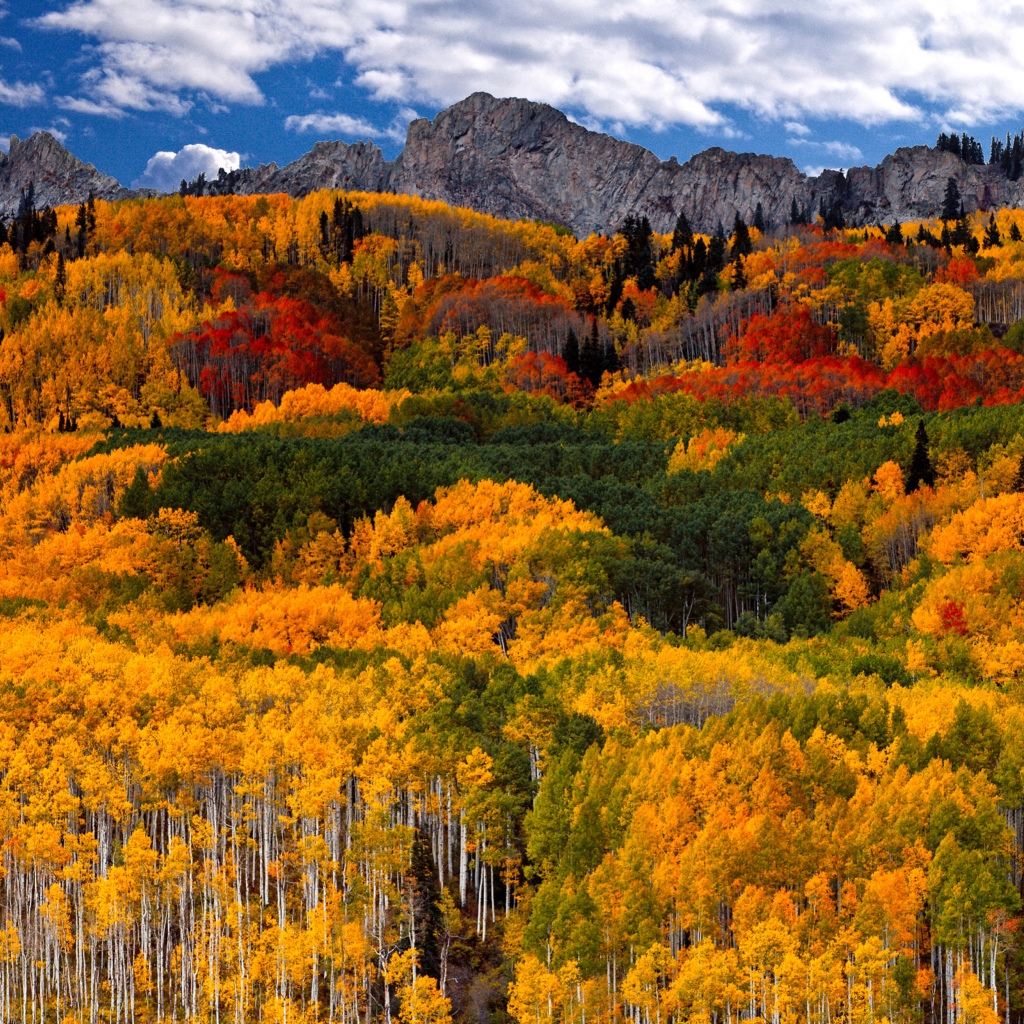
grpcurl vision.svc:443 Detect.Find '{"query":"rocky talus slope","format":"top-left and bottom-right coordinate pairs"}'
top-left (8, 92), bottom-right (1024, 235)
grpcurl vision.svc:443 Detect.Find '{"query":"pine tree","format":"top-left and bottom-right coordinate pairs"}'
top-left (983, 214), bottom-right (1001, 249)
top-left (906, 419), bottom-right (935, 492)
top-left (941, 177), bottom-right (961, 221)
top-left (602, 338), bottom-right (622, 376)
top-left (671, 210), bottom-right (693, 252)
top-left (691, 237), bottom-right (708, 279)
top-left (885, 222), bottom-right (903, 246)
top-left (1012, 222), bottom-right (1023, 242)
top-left (731, 257), bottom-right (747, 291)
top-left (580, 318), bottom-right (603, 387)
top-left (753, 202), bottom-right (765, 233)
top-left (561, 328), bottom-right (580, 375)
top-left (708, 230), bottom-right (727, 272)
top-left (730, 213), bottom-right (752, 259)
top-left (790, 197), bottom-right (801, 226)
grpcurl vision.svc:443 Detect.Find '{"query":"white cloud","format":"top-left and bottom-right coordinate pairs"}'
top-left (0, 136), bottom-right (8, 153)
top-left (55, 95), bottom-right (126, 117)
top-left (31, 125), bottom-right (69, 144)
top-left (133, 143), bottom-right (241, 191)
top-left (0, 36), bottom-right (20, 50)
top-left (0, 78), bottom-right (43, 107)
top-left (788, 138), bottom-right (864, 163)
top-left (31, 0), bottom-right (1024, 131)
top-left (784, 121), bottom-right (810, 136)
top-left (284, 111), bottom-right (406, 142)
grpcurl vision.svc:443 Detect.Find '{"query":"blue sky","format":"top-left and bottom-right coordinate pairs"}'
top-left (5, 0), bottom-right (1024, 193)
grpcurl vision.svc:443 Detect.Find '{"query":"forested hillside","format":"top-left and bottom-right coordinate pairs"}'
top-left (2, 182), bottom-right (1024, 1024)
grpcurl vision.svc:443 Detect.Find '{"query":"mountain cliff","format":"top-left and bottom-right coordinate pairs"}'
top-left (0, 132), bottom-right (159, 218)
top-left (7, 92), bottom-right (1024, 235)
top-left (234, 93), bottom-right (1024, 234)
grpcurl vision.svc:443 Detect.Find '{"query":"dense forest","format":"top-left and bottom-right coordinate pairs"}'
top-left (2, 180), bottom-right (1024, 1024)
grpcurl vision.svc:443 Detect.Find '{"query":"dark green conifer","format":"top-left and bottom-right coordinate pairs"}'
top-left (906, 419), bottom-right (935, 492)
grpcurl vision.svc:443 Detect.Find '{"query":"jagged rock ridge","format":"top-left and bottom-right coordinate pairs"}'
top-left (8, 93), bottom-right (1024, 236)
top-left (234, 93), bottom-right (1024, 234)
top-left (0, 133), bottom-right (159, 219)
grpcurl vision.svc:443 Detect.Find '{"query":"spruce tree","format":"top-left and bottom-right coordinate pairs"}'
top-left (906, 419), bottom-right (935, 492)
top-left (753, 202), bottom-right (765, 233)
top-left (1012, 222), bottom-right (1023, 242)
top-left (884, 222), bottom-right (903, 246)
top-left (671, 210), bottom-right (693, 252)
top-left (603, 338), bottom-right (622, 376)
top-left (983, 214), bottom-right (1001, 249)
top-left (731, 257), bottom-right (747, 291)
top-left (941, 177), bottom-right (961, 222)
top-left (708, 231), bottom-right (727, 272)
top-left (561, 328), bottom-right (580, 375)
top-left (691, 237), bottom-right (708, 279)
top-left (580, 318), bottom-right (602, 387)
top-left (790, 197), bottom-right (801, 226)
top-left (730, 213), bottom-right (752, 259)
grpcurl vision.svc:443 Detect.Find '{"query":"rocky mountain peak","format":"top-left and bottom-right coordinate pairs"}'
top-left (0, 130), bottom-right (158, 219)
top-left (6, 93), bottom-right (1024, 236)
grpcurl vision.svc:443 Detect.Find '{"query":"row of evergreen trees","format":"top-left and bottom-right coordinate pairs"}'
top-left (560, 319), bottom-right (622, 387)
top-left (936, 129), bottom-right (1024, 180)
top-left (935, 132), bottom-right (986, 164)
top-left (178, 167), bottom-right (245, 198)
top-left (0, 184), bottom-right (59, 256)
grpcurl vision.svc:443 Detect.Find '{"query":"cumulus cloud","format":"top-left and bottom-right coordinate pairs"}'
top-left (0, 78), bottom-right (44, 107)
top-left (32, 0), bottom-right (1024, 131)
top-left (284, 111), bottom-right (405, 141)
top-left (133, 143), bottom-right (241, 192)
top-left (0, 36), bottom-right (20, 50)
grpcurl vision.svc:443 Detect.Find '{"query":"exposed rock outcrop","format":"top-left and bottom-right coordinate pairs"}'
top-left (7, 93), bottom-right (1024, 236)
top-left (0, 132), bottom-right (159, 219)
top-left (232, 93), bottom-right (1024, 235)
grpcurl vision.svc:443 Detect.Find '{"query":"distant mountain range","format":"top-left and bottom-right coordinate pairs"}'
top-left (4, 91), bottom-right (1024, 236)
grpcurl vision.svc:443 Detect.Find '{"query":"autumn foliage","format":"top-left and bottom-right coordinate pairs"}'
top-left (4, 186), bottom-right (1024, 1024)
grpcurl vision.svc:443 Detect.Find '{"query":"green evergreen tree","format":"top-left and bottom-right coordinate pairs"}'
top-left (983, 214), bottom-right (1001, 249)
top-left (671, 210), bottom-right (693, 252)
top-left (579, 318), bottom-right (603, 387)
top-left (906, 419), bottom-right (935, 492)
top-left (730, 213), bottom-right (753, 259)
top-left (941, 177), bottom-right (962, 221)
top-left (561, 328), bottom-right (580, 375)
top-left (884, 222), bottom-right (903, 246)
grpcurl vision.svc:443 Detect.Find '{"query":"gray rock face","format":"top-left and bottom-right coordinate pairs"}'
top-left (8, 94), bottom-right (1024, 236)
top-left (235, 93), bottom-right (1024, 235)
top-left (232, 139), bottom-right (391, 197)
top-left (0, 132), bottom-right (159, 218)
